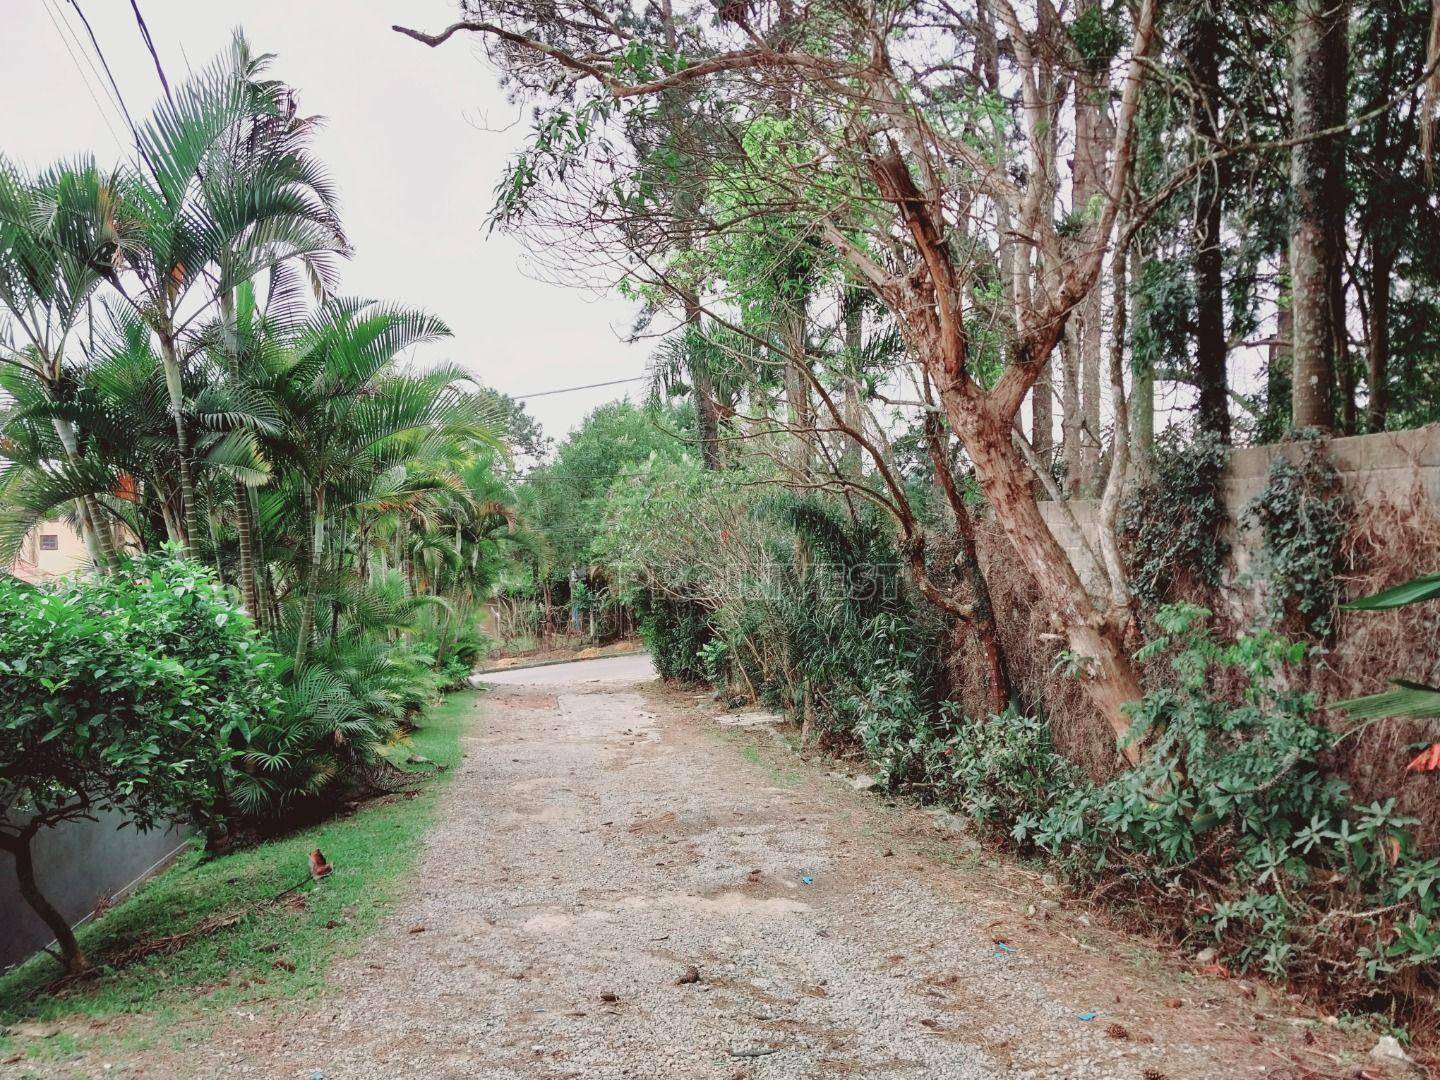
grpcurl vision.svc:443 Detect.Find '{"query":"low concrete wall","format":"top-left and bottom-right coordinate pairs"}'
top-left (0, 812), bottom-right (190, 971)
top-left (1039, 425), bottom-right (1440, 598)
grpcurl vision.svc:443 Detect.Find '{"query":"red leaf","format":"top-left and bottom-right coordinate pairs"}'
top-left (1406, 744), bottom-right (1440, 772)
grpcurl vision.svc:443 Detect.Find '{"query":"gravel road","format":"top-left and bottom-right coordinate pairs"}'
top-left (60, 656), bottom-right (1371, 1078)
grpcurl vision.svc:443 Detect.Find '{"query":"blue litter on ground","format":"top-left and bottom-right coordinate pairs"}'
top-left (800, 875), bottom-right (814, 885)
top-left (993, 942), bottom-right (1017, 958)
top-left (1075, 1012), bottom-right (1097, 1021)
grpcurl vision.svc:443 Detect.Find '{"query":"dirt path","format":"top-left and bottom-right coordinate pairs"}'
top-left (107, 659), bottom-right (1377, 1077)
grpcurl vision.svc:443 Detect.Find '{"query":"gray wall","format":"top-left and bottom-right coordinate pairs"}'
top-left (1, 812), bottom-right (190, 971)
top-left (1038, 424), bottom-right (1440, 599)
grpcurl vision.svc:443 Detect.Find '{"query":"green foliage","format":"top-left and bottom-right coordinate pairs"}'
top-left (833, 613), bottom-right (939, 784)
top-left (1015, 605), bottom-right (1438, 998)
top-left (1069, 2), bottom-right (1126, 73)
top-left (516, 401), bottom-right (693, 581)
top-left (1243, 435), bottom-right (1350, 636)
top-left (0, 550), bottom-right (278, 837)
top-left (635, 591), bottom-right (714, 683)
top-left (1121, 431), bottom-right (1230, 605)
top-left (918, 710), bottom-right (1078, 836)
top-left (1336, 571), bottom-right (1440, 722)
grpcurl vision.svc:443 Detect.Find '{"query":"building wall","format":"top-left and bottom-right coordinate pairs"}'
top-left (11, 517), bottom-right (93, 582)
top-left (1037, 425), bottom-right (1440, 598)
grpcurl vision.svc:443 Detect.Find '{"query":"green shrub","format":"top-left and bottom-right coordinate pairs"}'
top-left (1016, 604), bottom-right (1439, 1006)
top-left (834, 614), bottom-right (937, 784)
top-left (918, 709), bottom-right (1077, 835)
top-left (1121, 430), bottom-right (1230, 606)
top-left (0, 551), bottom-right (281, 971)
top-left (636, 590), bottom-right (714, 682)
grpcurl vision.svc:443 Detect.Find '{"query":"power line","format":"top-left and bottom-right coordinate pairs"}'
top-left (65, 0), bottom-right (155, 176)
top-left (39, 0), bottom-right (127, 156)
top-left (512, 374), bottom-right (649, 400)
top-left (127, 0), bottom-right (172, 104)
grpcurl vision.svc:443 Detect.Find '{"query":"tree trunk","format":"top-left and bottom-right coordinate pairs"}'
top-left (4, 833), bottom-right (86, 974)
top-left (234, 480), bottom-right (261, 624)
top-left (944, 401), bottom-right (1141, 762)
top-left (1288, 0), bottom-right (1349, 432)
top-left (1366, 246), bottom-right (1392, 431)
top-left (294, 488), bottom-right (324, 669)
top-left (1129, 239), bottom-right (1155, 475)
top-left (1188, 9), bottom-right (1230, 444)
top-left (1059, 328), bottom-right (1083, 495)
top-left (782, 290), bottom-right (813, 472)
top-left (922, 413), bottom-right (1012, 714)
top-left (51, 417), bottom-right (118, 571)
top-left (1031, 359), bottom-right (1054, 469)
top-left (684, 292), bottom-right (722, 470)
top-left (1074, 60), bottom-right (1110, 492)
top-left (160, 331), bottom-right (201, 558)
top-left (841, 285), bottom-right (865, 476)
top-left (1266, 258), bottom-right (1295, 438)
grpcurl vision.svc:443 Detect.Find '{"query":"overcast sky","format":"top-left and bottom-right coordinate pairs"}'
top-left (4, 0), bottom-right (649, 440)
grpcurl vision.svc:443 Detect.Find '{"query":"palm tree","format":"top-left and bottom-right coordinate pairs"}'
top-left (101, 33), bottom-right (345, 558)
top-left (238, 298), bottom-right (497, 666)
top-left (0, 155), bottom-right (127, 567)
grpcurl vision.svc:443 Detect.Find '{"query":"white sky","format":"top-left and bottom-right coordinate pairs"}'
top-left (3, 0), bottom-right (649, 441)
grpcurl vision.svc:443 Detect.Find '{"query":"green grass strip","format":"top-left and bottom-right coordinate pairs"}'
top-left (0, 689), bottom-right (479, 1059)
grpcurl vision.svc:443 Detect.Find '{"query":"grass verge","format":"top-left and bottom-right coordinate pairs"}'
top-left (0, 689), bottom-right (479, 1066)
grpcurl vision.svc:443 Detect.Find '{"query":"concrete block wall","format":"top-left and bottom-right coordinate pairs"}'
top-left (0, 813), bottom-right (190, 971)
top-left (1037, 425), bottom-right (1440, 598)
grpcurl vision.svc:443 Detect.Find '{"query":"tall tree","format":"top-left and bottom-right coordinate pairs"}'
top-left (397, 0), bottom-right (1161, 756)
top-left (1186, 5), bottom-right (1231, 443)
top-left (1289, 0), bottom-right (1351, 431)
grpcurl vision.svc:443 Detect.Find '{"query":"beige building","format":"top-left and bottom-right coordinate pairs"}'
top-left (11, 518), bottom-right (94, 582)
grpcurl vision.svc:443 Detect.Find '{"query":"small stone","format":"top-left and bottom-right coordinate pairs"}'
top-left (676, 965), bottom-right (701, 985)
top-left (1369, 1035), bottom-right (1412, 1066)
top-left (599, 991), bottom-right (619, 1003)
top-left (1195, 947), bottom-right (1218, 964)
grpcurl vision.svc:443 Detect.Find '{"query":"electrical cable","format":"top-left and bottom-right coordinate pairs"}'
top-left (511, 374), bottom-right (649, 400)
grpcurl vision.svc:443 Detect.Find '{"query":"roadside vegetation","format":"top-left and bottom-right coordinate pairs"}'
top-left (0, 37), bottom-right (514, 981)
top-left (397, 0), bottom-right (1440, 1037)
top-left (4, 0), bottom-right (1440, 1055)
top-left (0, 690), bottom-right (472, 1065)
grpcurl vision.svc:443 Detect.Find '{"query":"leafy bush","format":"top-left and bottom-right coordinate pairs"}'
top-left (835, 613), bottom-right (938, 784)
top-left (1016, 605), bottom-right (1439, 1007)
top-left (918, 709), bottom-right (1077, 835)
top-left (0, 551), bottom-right (281, 970)
top-left (636, 590), bottom-right (714, 683)
top-left (1121, 430), bottom-right (1230, 606)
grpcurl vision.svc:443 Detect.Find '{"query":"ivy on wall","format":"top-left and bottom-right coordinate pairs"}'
top-left (1242, 433), bottom-right (1351, 638)
top-left (1121, 431), bottom-right (1231, 607)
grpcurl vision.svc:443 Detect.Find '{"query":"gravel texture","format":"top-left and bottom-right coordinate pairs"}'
top-left (22, 656), bottom-right (1371, 1078)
